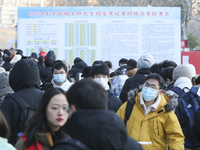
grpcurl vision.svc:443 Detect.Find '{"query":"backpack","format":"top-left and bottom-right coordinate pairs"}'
top-left (51, 138), bottom-right (91, 150)
top-left (124, 101), bottom-right (135, 126)
top-left (171, 86), bottom-right (200, 148)
top-left (8, 91), bottom-right (43, 133)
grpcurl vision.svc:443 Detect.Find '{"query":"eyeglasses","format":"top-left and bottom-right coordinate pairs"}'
top-left (143, 82), bottom-right (158, 90)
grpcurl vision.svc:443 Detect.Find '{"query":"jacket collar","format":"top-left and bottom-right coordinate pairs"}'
top-left (174, 77), bottom-right (192, 91)
top-left (128, 89), bottom-right (176, 115)
top-left (136, 68), bottom-right (150, 75)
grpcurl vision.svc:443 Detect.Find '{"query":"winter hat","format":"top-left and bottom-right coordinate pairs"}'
top-left (185, 64), bottom-right (196, 77)
top-left (81, 66), bottom-right (92, 78)
top-left (137, 54), bottom-right (154, 70)
top-left (126, 59), bottom-right (137, 71)
top-left (31, 52), bottom-right (38, 59)
top-left (44, 57), bottom-right (55, 67)
top-left (0, 67), bottom-right (5, 74)
top-left (74, 57), bottom-right (83, 65)
top-left (90, 64), bottom-right (109, 78)
top-left (16, 49), bottom-right (23, 57)
top-left (92, 60), bottom-right (104, 66)
top-left (173, 65), bottom-right (192, 81)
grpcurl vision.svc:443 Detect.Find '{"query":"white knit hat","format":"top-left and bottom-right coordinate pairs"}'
top-left (173, 65), bottom-right (192, 81)
top-left (185, 64), bottom-right (196, 77)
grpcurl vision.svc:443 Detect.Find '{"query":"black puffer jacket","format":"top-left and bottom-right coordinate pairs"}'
top-left (64, 110), bottom-right (143, 150)
top-left (0, 59), bottom-right (44, 145)
top-left (119, 68), bottom-right (150, 103)
top-left (107, 90), bottom-right (122, 112)
top-left (40, 67), bottom-right (52, 83)
top-left (68, 61), bottom-right (87, 79)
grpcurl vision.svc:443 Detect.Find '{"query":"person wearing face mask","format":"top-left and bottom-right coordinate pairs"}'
top-left (90, 63), bottom-right (122, 112)
top-left (41, 62), bottom-right (73, 92)
top-left (117, 73), bottom-right (184, 150)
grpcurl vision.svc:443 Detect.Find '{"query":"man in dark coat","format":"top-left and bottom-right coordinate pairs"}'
top-left (114, 58), bottom-right (128, 75)
top-left (90, 63), bottom-right (122, 112)
top-left (68, 57), bottom-right (87, 79)
top-left (64, 79), bottom-right (143, 150)
top-left (2, 56), bottom-right (13, 71)
top-left (0, 59), bottom-right (44, 145)
top-left (39, 57), bottom-right (55, 83)
top-left (119, 54), bottom-right (154, 103)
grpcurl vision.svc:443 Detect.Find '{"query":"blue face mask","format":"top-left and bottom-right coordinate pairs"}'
top-left (53, 74), bottom-right (66, 84)
top-left (142, 87), bottom-right (158, 101)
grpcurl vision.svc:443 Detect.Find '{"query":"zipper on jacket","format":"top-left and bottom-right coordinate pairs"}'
top-left (141, 121), bottom-right (143, 127)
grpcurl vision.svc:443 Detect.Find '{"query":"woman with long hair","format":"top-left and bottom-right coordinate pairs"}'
top-left (15, 88), bottom-right (70, 150)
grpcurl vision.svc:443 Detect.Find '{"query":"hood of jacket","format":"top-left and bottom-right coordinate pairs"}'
top-left (45, 50), bottom-right (56, 60)
top-left (174, 77), bottom-right (192, 90)
top-left (9, 59), bottom-right (40, 92)
top-left (75, 61), bottom-right (87, 69)
top-left (65, 110), bottom-right (131, 150)
top-left (127, 88), bottom-right (178, 113)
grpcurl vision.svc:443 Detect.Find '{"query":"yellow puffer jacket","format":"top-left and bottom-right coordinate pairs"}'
top-left (117, 92), bottom-right (184, 150)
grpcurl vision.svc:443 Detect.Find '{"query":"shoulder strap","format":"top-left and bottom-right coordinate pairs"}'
top-left (8, 93), bottom-right (30, 110)
top-left (124, 101), bottom-right (134, 126)
top-left (190, 86), bottom-right (199, 94)
top-left (171, 87), bottom-right (185, 96)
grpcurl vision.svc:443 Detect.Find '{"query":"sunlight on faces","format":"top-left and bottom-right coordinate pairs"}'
top-left (46, 94), bottom-right (69, 131)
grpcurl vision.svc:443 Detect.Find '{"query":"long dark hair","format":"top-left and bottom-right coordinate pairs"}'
top-left (0, 110), bottom-right (10, 139)
top-left (24, 88), bottom-right (66, 147)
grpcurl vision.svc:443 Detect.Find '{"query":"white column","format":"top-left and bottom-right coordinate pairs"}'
top-left (16, 0), bottom-right (18, 6)
top-left (40, 0), bottom-right (43, 7)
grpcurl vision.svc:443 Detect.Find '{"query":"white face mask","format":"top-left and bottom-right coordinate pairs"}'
top-left (93, 78), bottom-right (108, 89)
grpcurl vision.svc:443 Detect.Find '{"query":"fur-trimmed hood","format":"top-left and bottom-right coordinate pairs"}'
top-left (127, 88), bottom-right (178, 112)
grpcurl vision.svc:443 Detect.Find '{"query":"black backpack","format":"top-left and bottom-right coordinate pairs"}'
top-left (171, 86), bottom-right (200, 148)
top-left (51, 138), bottom-right (92, 150)
top-left (124, 101), bottom-right (135, 126)
top-left (7, 91), bottom-right (43, 132)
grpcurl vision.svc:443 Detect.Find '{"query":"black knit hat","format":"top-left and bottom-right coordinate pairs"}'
top-left (90, 64), bottom-right (109, 77)
top-left (92, 60), bottom-right (104, 66)
top-left (127, 59), bottom-right (137, 71)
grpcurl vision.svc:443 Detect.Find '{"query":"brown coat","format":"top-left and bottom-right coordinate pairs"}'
top-left (126, 68), bottom-right (137, 77)
top-left (15, 132), bottom-right (54, 150)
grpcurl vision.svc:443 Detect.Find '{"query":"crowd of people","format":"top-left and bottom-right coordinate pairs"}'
top-left (0, 48), bottom-right (200, 150)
